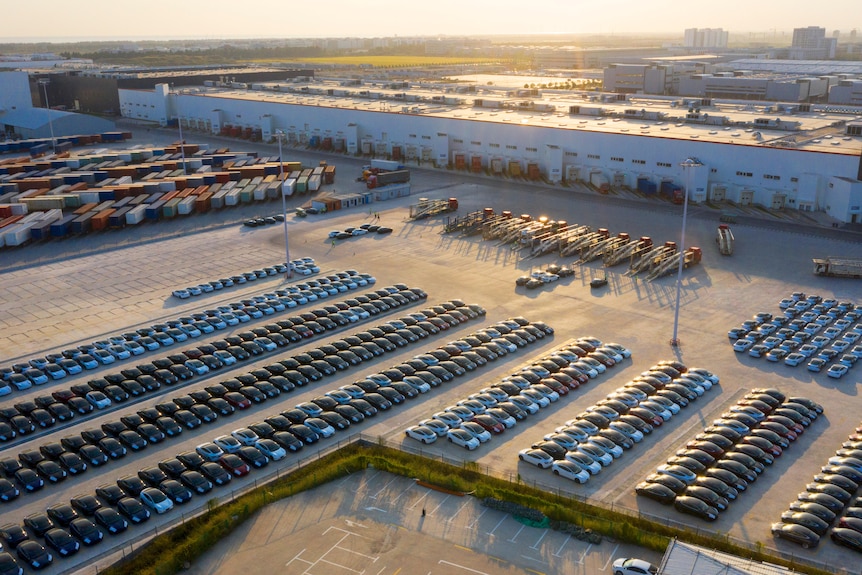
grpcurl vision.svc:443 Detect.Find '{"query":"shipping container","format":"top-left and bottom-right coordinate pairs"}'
top-left (308, 175), bottom-right (321, 192)
top-left (70, 211), bottom-right (96, 234)
top-left (145, 200), bottom-right (167, 221)
top-left (50, 214), bottom-right (77, 237)
top-left (177, 196), bottom-right (196, 215)
top-left (125, 204), bottom-right (147, 225)
top-left (108, 206), bottom-right (133, 228)
top-left (90, 209), bottom-right (114, 231)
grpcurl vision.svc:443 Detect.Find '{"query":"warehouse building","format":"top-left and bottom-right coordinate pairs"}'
top-left (118, 78), bottom-right (862, 223)
top-left (658, 539), bottom-right (807, 575)
top-left (0, 71), bottom-right (115, 139)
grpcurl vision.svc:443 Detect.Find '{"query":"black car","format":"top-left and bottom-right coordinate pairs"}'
top-left (70, 494), bottom-right (102, 516)
top-left (832, 527), bottom-right (862, 552)
top-left (118, 429), bottom-right (148, 452)
top-left (199, 462), bottom-right (232, 486)
top-left (177, 451), bottom-right (205, 471)
top-left (174, 410), bottom-right (203, 429)
top-left (95, 484), bottom-right (125, 505)
top-left (674, 495), bottom-right (719, 521)
top-left (117, 498), bottom-right (150, 524)
top-left (15, 469), bottom-right (44, 492)
top-left (16, 540), bottom-right (52, 570)
top-left (23, 513), bottom-right (55, 537)
top-left (0, 523), bottom-right (28, 549)
top-left (44, 528), bottom-right (80, 557)
top-left (46, 504), bottom-right (79, 527)
top-left (287, 424), bottom-right (319, 444)
top-left (236, 446), bottom-right (269, 469)
top-left (160, 479), bottom-right (193, 504)
top-left (138, 467), bottom-right (169, 488)
top-left (98, 437), bottom-right (127, 460)
top-left (68, 517), bottom-right (103, 546)
top-left (117, 475), bottom-right (147, 497)
top-left (0, 479), bottom-right (19, 502)
top-left (79, 444), bottom-right (109, 467)
top-left (179, 471), bottom-right (213, 495)
top-left (93, 508), bottom-right (128, 535)
top-left (635, 481), bottom-right (677, 505)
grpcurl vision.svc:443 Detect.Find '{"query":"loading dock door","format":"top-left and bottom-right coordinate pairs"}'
top-left (739, 190), bottom-right (754, 206)
top-left (771, 194), bottom-right (786, 210)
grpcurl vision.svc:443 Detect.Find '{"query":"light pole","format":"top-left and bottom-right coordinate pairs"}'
top-left (276, 130), bottom-right (292, 278)
top-left (37, 79), bottom-right (56, 154)
top-left (177, 114), bottom-right (187, 175)
top-left (670, 157), bottom-right (702, 347)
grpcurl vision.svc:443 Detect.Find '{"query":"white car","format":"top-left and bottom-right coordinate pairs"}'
top-left (564, 450), bottom-right (602, 475)
top-left (447, 428), bottom-right (480, 450)
top-left (140, 487), bottom-right (174, 514)
top-left (212, 437), bottom-right (241, 456)
top-left (543, 432), bottom-right (578, 451)
top-left (609, 421), bottom-right (644, 443)
top-left (784, 353), bottom-right (806, 367)
top-left (604, 342), bottom-right (632, 359)
top-left (509, 395), bottom-right (539, 414)
top-left (552, 460), bottom-right (590, 484)
top-left (418, 419), bottom-right (450, 437)
top-left (612, 557), bottom-right (658, 575)
top-left (85, 391), bottom-right (112, 409)
top-left (575, 443), bottom-right (613, 467)
top-left (688, 367), bottom-right (720, 385)
top-left (827, 364), bottom-right (849, 379)
top-left (172, 289), bottom-right (191, 299)
top-left (195, 442), bottom-right (225, 462)
top-left (444, 405), bottom-right (475, 422)
top-left (518, 448), bottom-right (553, 468)
top-left (405, 425), bottom-right (438, 445)
top-left (459, 421), bottom-right (491, 443)
top-left (519, 388), bottom-right (550, 408)
top-left (230, 428), bottom-right (260, 446)
top-left (431, 412), bottom-right (462, 428)
top-left (213, 350), bottom-right (238, 366)
top-left (255, 439), bottom-right (287, 461)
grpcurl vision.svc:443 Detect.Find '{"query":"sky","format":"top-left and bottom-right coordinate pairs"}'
top-left (3, 0), bottom-right (860, 42)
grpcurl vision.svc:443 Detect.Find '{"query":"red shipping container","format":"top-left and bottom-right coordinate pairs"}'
top-left (90, 209), bottom-right (115, 231)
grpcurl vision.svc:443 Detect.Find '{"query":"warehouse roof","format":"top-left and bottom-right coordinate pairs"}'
top-left (658, 539), bottom-right (806, 575)
top-left (0, 108), bottom-right (75, 129)
top-left (724, 59), bottom-right (862, 76)
top-left (177, 80), bottom-right (862, 155)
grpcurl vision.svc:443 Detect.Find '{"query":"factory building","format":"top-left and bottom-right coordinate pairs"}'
top-left (118, 79), bottom-right (862, 223)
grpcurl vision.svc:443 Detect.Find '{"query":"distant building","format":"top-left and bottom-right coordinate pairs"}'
top-left (678, 73), bottom-right (829, 101)
top-left (790, 26), bottom-right (837, 59)
top-left (829, 79), bottom-right (862, 105)
top-left (683, 28), bottom-right (729, 49)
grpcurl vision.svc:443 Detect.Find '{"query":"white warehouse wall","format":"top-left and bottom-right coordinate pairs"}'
top-left (120, 87), bottom-right (862, 222)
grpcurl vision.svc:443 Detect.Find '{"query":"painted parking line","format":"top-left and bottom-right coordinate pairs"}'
top-left (287, 527), bottom-right (380, 575)
top-left (507, 524), bottom-right (525, 543)
top-left (370, 476), bottom-right (400, 499)
top-left (465, 507), bottom-right (487, 530)
top-left (577, 544), bottom-right (593, 564)
top-left (553, 534), bottom-right (571, 557)
top-left (486, 515), bottom-right (507, 536)
top-left (438, 560), bottom-right (490, 574)
top-left (390, 481), bottom-right (414, 504)
top-left (427, 494), bottom-right (450, 516)
top-left (407, 491), bottom-right (429, 510)
top-left (446, 499), bottom-right (473, 523)
top-left (529, 529), bottom-right (547, 550)
top-left (599, 543), bottom-right (620, 571)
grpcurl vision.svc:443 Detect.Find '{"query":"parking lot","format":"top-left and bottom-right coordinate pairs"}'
top-left (2, 128), bottom-right (862, 574)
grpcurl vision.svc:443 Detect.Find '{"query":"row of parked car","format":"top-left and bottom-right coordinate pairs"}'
top-left (0, 276), bottom-right (409, 445)
top-left (639, 387), bottom-right (820, 523)
top-left (521, 358), bottom-right (717, 485)
top-left (0, 261), bottom-right (361, 396)
top-left (0, 295), bottom-right (498, 572)
top-left (515, 264), bottom-right (575, 289)
top-left (0, 285), bottom-right (441, 505)
top-left (729, 293), bottom-right (862, 379)
top-left (773, 416), bottom-right (862, 552)
top-left (327, 223), bottom-right (393, 239)
top-left (171, 257), bottom-right (319, 300)
top-left (402, 321), bottom-right (563, 450)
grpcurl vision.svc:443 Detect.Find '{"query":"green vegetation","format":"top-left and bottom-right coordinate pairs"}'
top-left (103, 443), bottom-right (834, 575)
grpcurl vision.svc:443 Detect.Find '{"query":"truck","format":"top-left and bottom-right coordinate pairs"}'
top-left (813, 257), bottom-right (862, 278)
top-left (370, 159), bottom-right (404, 172)
top-left (660, 181), bottom-right (684, 204)
top-left (408, 197), bottom-right (458, 220)
top-left (716, 224), bottom-right (734, 256)
top-left (367, 170), bottom-right (410, 189)
top-left (589, 171), bottom-right (610, 193)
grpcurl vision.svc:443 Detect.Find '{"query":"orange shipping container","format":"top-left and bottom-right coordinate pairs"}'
top-left (90, 209), bottom-right (115, 231)
top-left (74, 202), bottom-right (98, 215)
top-left (0, 215), bottom-right (24, 229)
